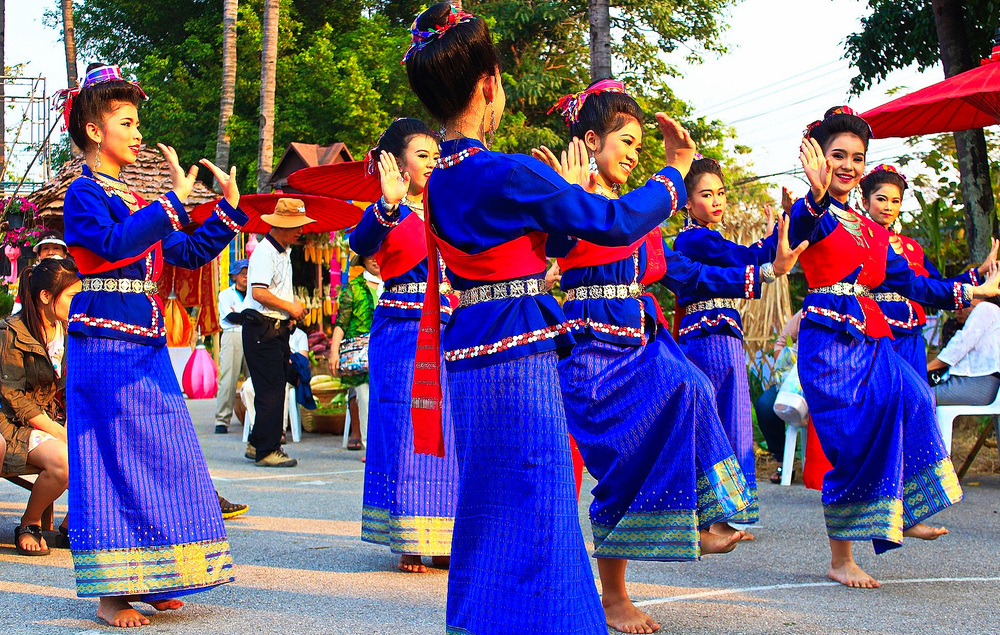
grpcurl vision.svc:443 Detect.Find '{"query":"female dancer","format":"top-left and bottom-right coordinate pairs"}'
top-left (405, 4), bottom-right (696, 633)
top-left (61, 63), bottom-right (247, 626)
top-left (2, 259), bottom-right (79, 556)
top-left (860, 164), bottom-right (998, 375)
top-left (788, 106), bottom-right (1000, 588)
top-left (672, 158), bottom-right (781, 536)
top-left (541, 81), bottom-right (808, 633)
top-left (348, 117), bottom-right (459, 574)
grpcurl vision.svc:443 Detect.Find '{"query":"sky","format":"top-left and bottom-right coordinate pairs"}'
top-left (4, 0), bottom-right (959, 206)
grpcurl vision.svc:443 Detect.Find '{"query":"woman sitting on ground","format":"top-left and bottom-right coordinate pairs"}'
top-left (0, 258), bottom-right (81, 555)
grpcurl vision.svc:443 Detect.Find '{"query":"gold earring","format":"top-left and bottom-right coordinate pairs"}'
top-left (95, 142), bottom-right (102, 170)
top-left (486, 105), bottom-right (496, 150)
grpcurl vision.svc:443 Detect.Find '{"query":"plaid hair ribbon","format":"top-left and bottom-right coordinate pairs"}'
top-left (401, 6), bottom-right (477, 64)
top-left (549, 79), bottom-right (627, 125)
top-left (53, 65), bottom-right (147, 130)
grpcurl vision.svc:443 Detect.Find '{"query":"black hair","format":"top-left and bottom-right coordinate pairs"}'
top-left (16, 258), bottom-right (80, 346)
top-left (807, 106), bottom-right (871, 153)
top-left (67, 63), bottom-right (144, 151)
top-left (860, 169), bottom-right (907, 200)
top-left (405, 3), bottom-right (501, 123)
top-left (684, 158), bottom-right (726, 196)
top-left (375, 118), bottom-right (438, 164)
top-left (569, 81), bottom-right (645, 144)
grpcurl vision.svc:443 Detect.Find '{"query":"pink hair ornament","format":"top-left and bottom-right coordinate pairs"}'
top-left (549, 79), bottom-right (628, 125)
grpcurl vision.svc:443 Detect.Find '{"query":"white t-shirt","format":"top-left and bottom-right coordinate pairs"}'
top-left (289, 327), bottom-right (309, 355)
top-left (218, 285), bottom-right (246, 331)
top-left (242, 235), bottom-right (293, 319)
top-left (937, 301), bottom-right (1000, 377)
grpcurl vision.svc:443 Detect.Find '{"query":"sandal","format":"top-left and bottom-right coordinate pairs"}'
top-left (14, 524), bottom-right (50, 556)
top-left (347, 439), bottom-right (363, 451)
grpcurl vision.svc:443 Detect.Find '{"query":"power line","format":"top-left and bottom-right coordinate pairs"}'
top-left (694, 59), bottom-right (844, 116)
top-left (701, 66), bottom-right (853, 120)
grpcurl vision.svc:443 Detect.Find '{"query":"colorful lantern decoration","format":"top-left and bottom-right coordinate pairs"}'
top-left (182, 343), bottom-right (218, 399)
top-left (4, 245), bottom-right (20, 284)
top-left (164, 295), bottom-right (193, 347)
top-left (245, 233), bottom-right (259, 257)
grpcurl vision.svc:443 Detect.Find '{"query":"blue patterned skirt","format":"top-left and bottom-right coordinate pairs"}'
top-left (682, 333), bottom-right (759, 524)
top-left (890, 329), bottom-right (928, 380)
top-left (799, 323), bottom-right (962, 554)
top-left (559, 333), bottom-right (754, 561)
top-left (446, 352), bottom-right (605, 635)
top-left (66, 336), bottom-right (234, 599)
top-left (361, 314), bottom-right (457, 556)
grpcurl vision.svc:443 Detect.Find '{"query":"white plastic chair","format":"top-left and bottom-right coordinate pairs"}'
top-left (241, 378), bottom-right (301, 443)
top-left (935, 387), bottom-right (1000, 451)
top-left (780, 423), bottom-right (808, 486)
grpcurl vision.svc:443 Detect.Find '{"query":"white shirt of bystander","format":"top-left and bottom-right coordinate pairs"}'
top-left (937, 301), bottom-right (1000, 378)
top-left (242, 235), bottom-right (293, 320)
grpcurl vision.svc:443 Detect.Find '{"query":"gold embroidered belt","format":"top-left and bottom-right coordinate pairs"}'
top-left (809, 282), bottom-right (871, 298)
top-left (82, 277), bottom-right (159, 295)
top-left (684, 298), bottom-right (738, 312)
top-left (871, 291), bottom-right (908, 303)
top-left (565, 282), bottom-right (645, 302)
top-left (386, 282), bottom-right (426, 294)
top-left (458, 278), bottom-right (545, 308)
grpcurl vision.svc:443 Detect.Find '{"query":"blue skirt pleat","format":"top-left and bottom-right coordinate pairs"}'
top-left (682, 333), bottom-right (759, 524)
top-left (446, 352), bottom-right (605, 635)
top-left (799, 323), bottom-right (962, 554)
top-left (559, 333), bottom-right (755, 561)
top-left (66, 335), bottom-right (234, 598)
top-left (361, 314), bottom-right (458, 556)
top-left (889, 330), bottom-right (929, 380)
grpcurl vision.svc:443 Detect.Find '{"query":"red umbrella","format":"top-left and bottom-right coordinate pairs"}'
top-left (861, 45), bottom-right (1000, 138)
top-left (191, 193), bottom-right (364, 234)
top-left (286, 160), bottom-right (381, 203)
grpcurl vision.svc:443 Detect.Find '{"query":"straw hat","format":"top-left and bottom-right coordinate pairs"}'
top-left (260, 198), bottom-right (315, 228)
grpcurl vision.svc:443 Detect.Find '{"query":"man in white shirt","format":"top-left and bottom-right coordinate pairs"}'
top-left (241, 198), bottom-right (312, 467)
top-left (215, 258), bottom-right (250, 434)
top-left (928, 297), bottom-right (1000, 405)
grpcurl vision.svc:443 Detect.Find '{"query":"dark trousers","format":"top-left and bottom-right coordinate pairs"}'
top-left (754, 385), bottom-right (787, 461)
top-left (242, 312), bottom-right (292, 460)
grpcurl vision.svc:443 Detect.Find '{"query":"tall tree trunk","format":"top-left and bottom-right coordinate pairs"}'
top-left (0, 0), bottom-right (6, 188)
top-left (589, 0), bottom-right (611, 82)
top-left (215, 0), bottom-right (237, 192)
top-left (62, 0), bottom-right (80, 156)
top-left (931, 0), bottom-right (998, 262)
top-left (257, 0), bottom-right (279, 193)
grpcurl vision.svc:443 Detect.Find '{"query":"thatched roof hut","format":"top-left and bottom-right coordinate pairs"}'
top-left (27, 146), bottom-right (218, 229)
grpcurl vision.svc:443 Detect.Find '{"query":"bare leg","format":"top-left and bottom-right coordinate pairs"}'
top-left (147, 599), bottom-right (184, 611)
top-left (18, 440), bottom-right (69, 553)
top-left (903, 522), bottom-right (948, 540)
top-left (828, 538), bottom-right (880, 588)
top-left (97, 596), bottom-right (151, 628)
top-left (700, 528), bottom-right (743, 555)
top-left (398, 554), bottom-right (428, 573)
top-left (597, 558), bottom-right (659, 634)
top-left (710, 521), bottom-right (754, 541)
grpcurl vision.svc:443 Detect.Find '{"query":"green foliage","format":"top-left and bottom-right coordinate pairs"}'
top-left (844, 0), bottom-right (1000, 94)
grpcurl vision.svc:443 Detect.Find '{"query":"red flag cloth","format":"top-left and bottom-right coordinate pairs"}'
top-left (375, 213), bottom-right (428, 280)
top-left (803, 416), bottom-right (833, 491)
top-left (410, 193), bottom-right (549, 456)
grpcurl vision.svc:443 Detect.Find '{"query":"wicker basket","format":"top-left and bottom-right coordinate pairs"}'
top-left (303, 387), bottom-right (349, 434)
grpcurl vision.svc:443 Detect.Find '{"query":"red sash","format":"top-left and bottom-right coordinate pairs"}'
top-left (411, 190), bottom-right (548, 456)
top-left (69, 191), bottom-right (164, 277)
top-left (375, 213), bottom-right (428, 281)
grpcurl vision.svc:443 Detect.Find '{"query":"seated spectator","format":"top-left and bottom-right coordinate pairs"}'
top-left (754, 309), bottom-right (802, 483)
top-left (928, 297), bottom-right (1000, 405)
top-left (0, 259), bottom-right (80, 555)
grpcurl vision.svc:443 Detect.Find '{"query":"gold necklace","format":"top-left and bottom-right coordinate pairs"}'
top-left (93, 172), bottom-right (140, 213)
top-left (593, 182), bottom-right (619, 200)
top-left (830, 205), bottom-right (867, 248)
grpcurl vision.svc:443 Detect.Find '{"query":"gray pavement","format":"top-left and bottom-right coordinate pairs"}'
top-left (1, 396), bottom-right (999, 634)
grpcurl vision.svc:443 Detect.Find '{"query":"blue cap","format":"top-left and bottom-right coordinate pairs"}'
top-left (229, 259), bottom-right (249, 276)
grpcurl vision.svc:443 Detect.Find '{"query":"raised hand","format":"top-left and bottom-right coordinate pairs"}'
top-left (800, 137), bottom-right (832, 201)
top-left (976, 237), bottom-right (999, 276)
top-left (781, 186), bottom-right (795, 214)
top-left (200, 159), bottom-right (240, 209)
top-left (656, 113), bottom-right (696, 178)
top-left (761, 204), bottom-right (776, 239)
top-left (531, 145), bottom-right (562, 175)
top-left (772, 213), bottom-right (810, 276)
top-left (159, 143), bottom-right (198, 203)
top-left (973, 263), bottom-right (1000, 298)
top-left (377, 151), bottom-right (410, 205)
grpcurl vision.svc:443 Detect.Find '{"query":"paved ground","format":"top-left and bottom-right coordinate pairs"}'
top-left (1, 396), bottom-right (999, 634)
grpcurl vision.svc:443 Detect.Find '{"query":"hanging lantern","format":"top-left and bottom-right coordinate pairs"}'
top-left (4, 245), bottom-right (21, 284)
top-left (182, 343), bottom-right (218, 399)
top-left (245, 233), bottom-right (259, 257)
top-left (164, 295), bottom-right (193, 347)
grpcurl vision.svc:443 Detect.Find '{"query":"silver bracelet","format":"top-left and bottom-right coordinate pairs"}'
top-left (378, 196), bottom-right (400, 214)
top-left (760, 262), bottom-right (776, 284)
top-left (962, 283), bottom-right (974, 305)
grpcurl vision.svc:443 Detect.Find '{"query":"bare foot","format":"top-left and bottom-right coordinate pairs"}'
top-left (602, 595), bottom-right (660, 633)
top-left (147, 599), bottom-right (184, 611)
top-left (903, 522), bottom-right (948, 540)
top-left (16, 526), bottom-right (48, 553)
top-left (398, 554), bottom-right (428, 573)
top-left (97, 597), bottom-right (151, 628)
top-left (700, 528), bottom-right (744, 555)
top-left (828, 560), bottom-right (880, 589)
top-left (430, 555), bottom-right (450, 569)
top-left (711, 522), bottom-right (755, 541)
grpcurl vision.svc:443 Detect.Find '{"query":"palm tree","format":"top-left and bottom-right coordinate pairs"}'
top-left (61, 0), bottom-right (78, 88)
top-left (256, 0), bottom-right (279, 193)
top-left (589, 0), bottom-right (611, 81)
top-left (215, 0), bottom-right (237, 192)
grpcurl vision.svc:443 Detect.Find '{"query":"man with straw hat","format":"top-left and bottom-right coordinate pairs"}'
top-left (240, 198), bottom-right (313, 467)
